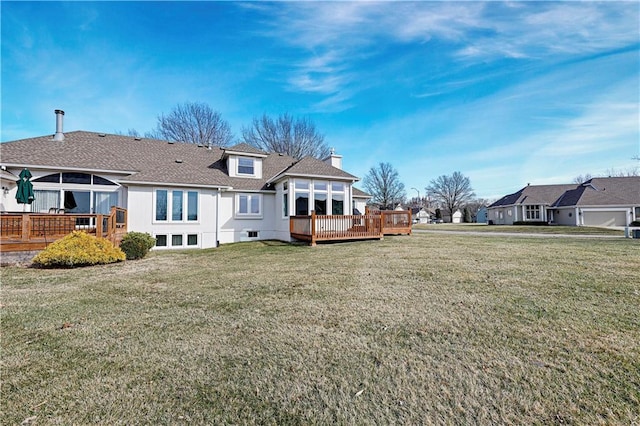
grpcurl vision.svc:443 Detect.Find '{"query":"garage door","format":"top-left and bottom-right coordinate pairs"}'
top-left (582, 211), bottom-right (626, 227)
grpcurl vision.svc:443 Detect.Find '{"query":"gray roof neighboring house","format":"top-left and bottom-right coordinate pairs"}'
top-left (490, 177), bottom-right (640, 210)
top-left (553, 177), bottom-right (640, 207)
top-left (352, 187), bottom-right (371, 198)
top-left (489, 184), bottom-right (576, 208)
top-left (0, 131), bottom-right (355, 191)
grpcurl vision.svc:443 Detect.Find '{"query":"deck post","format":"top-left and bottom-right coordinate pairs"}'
top-left (21, 214), bottom-right (30, 242)
top-left (310, 211), bottom-right (316, 246)
top-left (96, 214), bottom-right (103, 238)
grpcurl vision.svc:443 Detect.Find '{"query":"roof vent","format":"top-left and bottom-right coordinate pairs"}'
top-left (134, 137), bottom-right (142, 141)
top-left (53, 109), bottom-right (65, 141)
top-left (98, 133), bottom-right (106, 137)
top-left (168, 141), bottom-right (174, 144)
top-left (175, 159), bottom-right (183, 163)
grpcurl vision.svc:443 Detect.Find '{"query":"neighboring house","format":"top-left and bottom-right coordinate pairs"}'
top-left (352, 187), bottom-right (371, 215)
top-left (475, 206), bottom-right (487, 224)
top-left (411, 207), bottom-right (430, 224)
top-left (488, 178), bottom-right (640, 226)
top-left (0, 111), bottom-right (370, 249)
top-left (451, 210), bottom-right (463, 223)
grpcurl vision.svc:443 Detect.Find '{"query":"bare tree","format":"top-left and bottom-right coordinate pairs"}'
top-left (604, 167), bottom-right (639, 177)
top-left (426, 171), bottom-right (475, 222)
top-left (572, 173), bottom-right (593, 184)
top-left (464, 198), bottom-right (491, 222)
top-left (115, 128), bottom-right (142, 138)
top-left (241, 113), bottom-right (330, 160)
top-left (362, 162), bottom-right (406, 210)
top-left (149, 102), bottom-right (233, 147)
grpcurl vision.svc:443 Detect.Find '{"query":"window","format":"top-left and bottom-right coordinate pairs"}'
top-left (295, 180), bottom-right (309, 190)
top-left (156, 189), bottom-right (198, 222)
top-left (156, 190), bottom-right (168, 221)
top-left (94, 192), bottom-right (118, 215)
top-left (31, 190), bottom-right (60, 213)
top-left (172, 191), bottom-right (183, 221)
top-left (314, 193), bottom-right (327, 214)
top-left (248, 231), bottom-right (259, 238)
top-left (34, 173), bottom-right (61, 183)
top-left (332, 193), bottom-right (344, 215)
top-left (33, 173), bottom-right (116, 185)
top-left (295, 192), bottom-right (309, 215)
top-left (62, 172), bottom-right (91, 184)
top-left (526, 205), bottom-right (541, 220)
top-left (93, 175), bottom-right (117, 186)
top-left (331, 182), bottom-right (344, 192)
top-left (156, 235), bottom-right (167, 247)
top-left (295, 180), bottom-right (310, 216)
top-left (172, 234), bottom-right (183, 246)
top-left (187, 234), bottom-right (198, 246)
top-left (238, 158), bottom-right (254, 175)
top-left (187, 191), bottom-right (198, 221)
top-left (314, 181), bottom-right (327, 191)
top-left (237, 194), bottom-right (261, 216)
top-left (283, 193), bottom-right (289, 217)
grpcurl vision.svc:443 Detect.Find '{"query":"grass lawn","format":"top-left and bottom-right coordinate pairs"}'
top-left (414, 223), bottom-right (626, 236)
top-left (2, 234), bottom-right (639, 424)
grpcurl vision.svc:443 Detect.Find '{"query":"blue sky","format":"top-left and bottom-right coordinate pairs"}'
top-left (2, 1), bottom-right (639, 199)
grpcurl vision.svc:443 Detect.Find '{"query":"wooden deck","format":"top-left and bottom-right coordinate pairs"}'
top-left (290, 209), bottom-right (411, 246)
top-left (0, 207), bottom-right (127, 252)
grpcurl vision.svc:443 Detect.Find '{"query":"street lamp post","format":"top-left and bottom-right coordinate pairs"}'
top-left (411, 187), bottom-right (420, 207)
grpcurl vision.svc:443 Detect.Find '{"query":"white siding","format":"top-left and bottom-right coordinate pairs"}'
top-left (217, 192), bottom-right (285, 243)
top-left (127, 185), bottom-right (220, 249)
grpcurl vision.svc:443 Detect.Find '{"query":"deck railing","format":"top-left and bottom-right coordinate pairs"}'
top-left (367, 208), bottom-right (413, 235)
top-left (0, 207), bottom-right (127, 252)
top-left (290, 211), bottom-right (383, 246)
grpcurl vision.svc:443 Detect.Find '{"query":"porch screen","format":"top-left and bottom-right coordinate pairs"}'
top-left (94, 192), bottom-right (118, 215)
top-left (31, 190), bottom-right (60, 213)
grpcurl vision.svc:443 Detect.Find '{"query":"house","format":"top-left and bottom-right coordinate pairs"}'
top-left (411, 207), bottom-right (430, 224)
top-left (0, 110), bottom-right (375, 249)
top-left (475, 206), bottom-right (487, 224)
top-left (488, 178), bottom-right (640, 227)
top-left (451, 210), bottom-right (463, 223)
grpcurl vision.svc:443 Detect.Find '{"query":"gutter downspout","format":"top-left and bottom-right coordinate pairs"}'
top-left (216, 190), bottom-right (220, 247)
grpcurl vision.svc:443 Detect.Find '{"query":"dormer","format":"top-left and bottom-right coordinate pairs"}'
top-left (223, 143), bottom-right (268, 179)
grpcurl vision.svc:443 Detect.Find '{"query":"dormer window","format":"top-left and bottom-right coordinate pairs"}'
top-left (238, 157), bottom-right (255, 175)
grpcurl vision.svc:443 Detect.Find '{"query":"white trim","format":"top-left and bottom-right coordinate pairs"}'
top-left (121, 180), bottom-right (230, 190)
top-left (0, 163), bottom-right (137, 175)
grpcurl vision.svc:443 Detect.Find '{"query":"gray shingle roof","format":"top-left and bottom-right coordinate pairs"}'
top-left (275, 156), bottom-right (358, 181)
top-left (0, 131), bottom-right (357, 191)
top-left (223, 142), bottom-right (268, 156)
top-left (352, 187), bottom-right (371, 198)
top-left (553, 177), bottom-right (640, 207)
top-left (489, 184), bottom-right (577, 207)
top-left (490, 177), bottom-right (640, 209)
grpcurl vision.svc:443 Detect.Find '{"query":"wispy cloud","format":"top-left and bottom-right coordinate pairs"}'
top-left (258, 1), bottom-right (638, 108)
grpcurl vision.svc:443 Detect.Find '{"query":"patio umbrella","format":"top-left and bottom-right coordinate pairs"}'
top-left (15, 168), bottom-right (35, 206)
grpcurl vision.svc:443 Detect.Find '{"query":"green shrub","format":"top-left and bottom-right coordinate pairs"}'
top-left (630, 221), bottom-right (640, 227)
top-left (32, 231), bottom-right (125, 268)
top-left (119, 232), bottom-right (156, 260)
top-left (513, 221), bottom-right (548, 226)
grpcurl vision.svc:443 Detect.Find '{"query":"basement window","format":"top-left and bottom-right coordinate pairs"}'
top-left (248, 231), bottom-right (259, 238)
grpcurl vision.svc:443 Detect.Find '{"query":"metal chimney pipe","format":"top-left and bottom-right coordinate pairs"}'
top-left (53, 109), bottom-right (65, 141)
